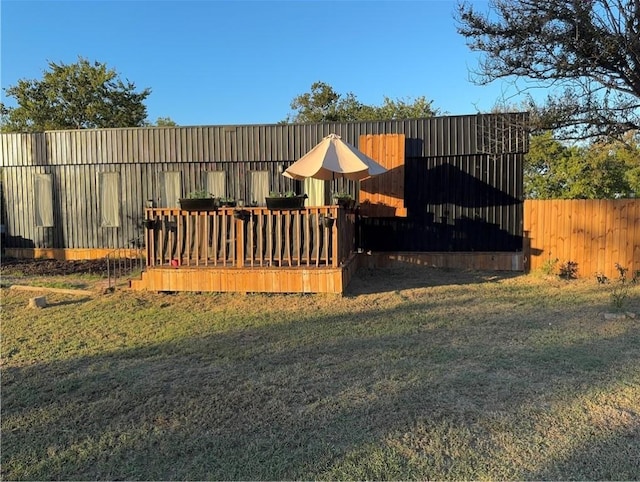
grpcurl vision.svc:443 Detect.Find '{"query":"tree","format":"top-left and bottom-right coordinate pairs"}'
top-left (286, 81), bottom-right (440, 123)
top-left (152, 117), bottom-right (178, 127)
top-left (525, 131), bottom-right (640, 198)
top-left (286, 82), bottom-right (370, 123)
top-left (1, 57), bottom-right (151, 132)
top-left (457, 0), bottom-right (640, 140)
top-left (374, 96), bottom-right (441, 120)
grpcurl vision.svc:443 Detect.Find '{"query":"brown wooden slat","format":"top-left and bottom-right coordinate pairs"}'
top-left (359, 134), bottom-right (406, 217)
top-left (524, 199), bottom-right (640, 279)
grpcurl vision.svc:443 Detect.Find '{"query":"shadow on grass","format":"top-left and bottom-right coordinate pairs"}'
top-left (2, 291), bottom-right (639, 480)
top-left (346, 265), bottom-right (523, 295)
top-left (532, 431), bottom-right (640, 481)
top-left (44, 297), bottom-right (93, 307)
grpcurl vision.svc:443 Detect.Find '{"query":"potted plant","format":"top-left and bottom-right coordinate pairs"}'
top-left (265, 191), bottom-right (308, 210)
top-left (333, 192), bottom-right (355, 209)
top-left (179, 190), bottom-right (218, 211)
top-left (218, 197), bottom-right (237, 208)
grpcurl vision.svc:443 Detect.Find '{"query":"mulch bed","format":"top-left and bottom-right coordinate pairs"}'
top-left (1, 258), bottom-right (111, 277)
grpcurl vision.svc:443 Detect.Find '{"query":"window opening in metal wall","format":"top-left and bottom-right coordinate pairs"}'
top-left (160, 171), bottom-right (182, 207)
top-left (249, 171), bottom-right (269, 206)
top-left (206, 171), bottom-right (225, 198)
top-left (34, 173), bottom-right (54, 227)
top-left (99, 172), bottom-right (120, 227)
top-left (304, 178), bottom-right (326, 206)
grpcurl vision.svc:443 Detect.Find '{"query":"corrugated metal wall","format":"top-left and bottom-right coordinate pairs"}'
top-left (360, 153), bottom-right (523, 252)
top-left (1, 114), bottom-right (528, 166)
top-left (0, 113), bottom-right (528, 250)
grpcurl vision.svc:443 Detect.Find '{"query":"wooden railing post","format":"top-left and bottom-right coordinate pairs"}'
top-left (332, 206), bottom-right (339, 267)
top-left (235, 217), bottom-right (245, 267)
top-left (145, 208), bottom-right (153, 267)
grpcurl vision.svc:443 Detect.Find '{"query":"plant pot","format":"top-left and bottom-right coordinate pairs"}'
top-left (265, 195), bottom-right (307, 210)
top-left (233, 209), bottom-right (251, 221)
top-left (219, 200), bottom-right (237, 208)
top-left (143, 219), bottom-right (156, 230)
top-left (179, 198), bottom-right (218, 211)
top-left (322, 216), bottom-right (335, 228)
top-left (335, 198), bottom-right (355, 209)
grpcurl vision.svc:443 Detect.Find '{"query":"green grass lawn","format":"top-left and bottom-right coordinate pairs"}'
top-left (2, 266), bottom-right (639, 480)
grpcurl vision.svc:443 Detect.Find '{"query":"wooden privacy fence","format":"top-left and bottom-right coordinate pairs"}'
top-left (145, 206), bottom-right (356, 269)
top-left (524, 199), bottom-right (640, 279)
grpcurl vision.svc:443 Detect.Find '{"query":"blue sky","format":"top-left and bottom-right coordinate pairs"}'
top-left (1, 0), bottom-right (531, 127)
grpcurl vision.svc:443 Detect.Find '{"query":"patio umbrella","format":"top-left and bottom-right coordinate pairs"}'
top-left (283, 133), bottom-right (387, 181)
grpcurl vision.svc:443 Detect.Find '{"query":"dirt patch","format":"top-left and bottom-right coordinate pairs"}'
top-left (1, 258), bottom-right (111, 277)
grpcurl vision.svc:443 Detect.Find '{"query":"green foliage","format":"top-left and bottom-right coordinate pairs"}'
top-left (597, 264), bottom-right (639, 312)
top-left (608, 263), bottom-right (638, 311)
top-left (218, 197), bottom-right (236, 207)
top-left (153, 116), bottom-right (177, 127)
top-left (186, 190), bottom-right (213, 199)
top-left (457, 0), bottom-right (640, 140)
top-left (524, 131), bottom-right (640, 199)
top-left (539, 257), bottom-right (559, 276)
top-left (1, 56), bottom-right (151, 132)
top-left (333, 192), bottom-right (353, 200)
top-left (268, 191), bottom-right (303, 198)
top-left (286, 81), bottom-right (440, 123)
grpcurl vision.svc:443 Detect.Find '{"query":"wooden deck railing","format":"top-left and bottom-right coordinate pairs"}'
top-left (144, 206), bottom-right (356, 269)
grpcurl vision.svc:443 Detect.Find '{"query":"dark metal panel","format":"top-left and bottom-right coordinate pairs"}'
top-left (69, 164), bottom-right (82, 248)
top-left (5, 168), bottom-right (23, 246)
top-left (20, 167), bottom-right (33, 246)
top-left (51, 165), bottom-right (64, 249)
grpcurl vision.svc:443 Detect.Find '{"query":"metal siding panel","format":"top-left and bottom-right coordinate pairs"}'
top-left (50, 132), bottom-right (59, 165)
top-left (93, 130), bottom-right (102, 164)
top-left (75, 164), bottom-right (86, 248)
top-left (65, 165), bottom-right (77, 248)
top-left (68, 131), bottom-right (77, 165)
top-left (166, 128), bottom-right (174, 161)
top-left (21, 134), bottom-right (28, 166)
top-left (83, 130), bottom-right (90, 164)
top-left (181, 127), bottom-right (188, 162)
top-left (88, 130), bottom-right (96, 164)
top-left (164, 128), bottom-right (172, 162)
top-left (104, 129), bottom-right (114, 164)
top-left (121, 164), bottom-right (132, 248)
top-left (0, 135), bottom-right (8, 166)
top-left (89, 164), bottom-right (100, 248)
top-left (156, 128), bottom-right (164, 162)
top-left (11, 167), bottom-right (27, 246)
top-left (130, 129), bottom-right (138, 163)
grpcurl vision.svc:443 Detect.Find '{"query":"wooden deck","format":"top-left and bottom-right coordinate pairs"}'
top-left (131, 206), bottom-right (359, 293)
top-left (130, 254), bottom-right (360, 293)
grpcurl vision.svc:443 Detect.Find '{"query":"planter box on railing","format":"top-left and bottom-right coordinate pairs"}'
top-left (335, 198), bottom-right (356, 210)
top-left (179, 198), bottom-right (218, 211)
top-left (265, 195), bottom-right (307, 210)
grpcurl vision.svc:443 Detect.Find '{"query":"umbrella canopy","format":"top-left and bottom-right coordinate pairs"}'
top-left (283, 133), bottom-right (387, 181)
